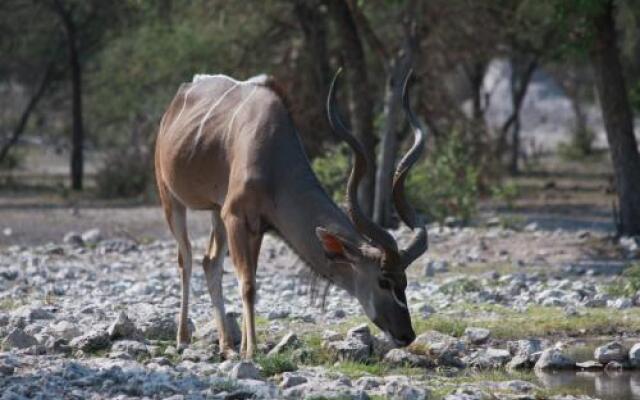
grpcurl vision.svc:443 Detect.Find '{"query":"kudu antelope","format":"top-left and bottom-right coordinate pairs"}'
top-left (154, 70), bottom-right (428, 359)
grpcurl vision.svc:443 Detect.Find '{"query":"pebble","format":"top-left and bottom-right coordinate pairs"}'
top-left (229, 361), bottom-right (262, 380)
top-left (594, 341), bottom-right (628, 364)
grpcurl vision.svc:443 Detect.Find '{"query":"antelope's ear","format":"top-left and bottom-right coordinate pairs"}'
top-left (315, 227), bottom-right (362, 262)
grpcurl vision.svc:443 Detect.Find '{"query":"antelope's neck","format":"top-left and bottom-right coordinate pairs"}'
top-left (270, 179), bottom-right (360, 294)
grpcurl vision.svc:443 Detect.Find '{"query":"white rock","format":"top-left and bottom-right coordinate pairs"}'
top-left (268, 332), bottom-right (299, 356)
top-left (534, 348), bottom-right (575, 370)
top-left (229, 361), bottom-right (262, 380)
top-left (49, 321), bottom-right (81, 340)
top-left (594, 341), bottom-right (627, 364)
top-left (81, 229), bottom-right (103, 245)
top-left (629, 343), bottom-right (640, 367)
top-left (464, 327), bottom-right (491, 345)
top-left (1, 328), bottom-right (38, 350)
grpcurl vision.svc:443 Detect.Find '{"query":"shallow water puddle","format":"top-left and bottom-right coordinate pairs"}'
top-left (535, 370), bottom-right (640, 400)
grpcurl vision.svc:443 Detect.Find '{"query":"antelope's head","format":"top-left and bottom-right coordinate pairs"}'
top-left (316, 69), bottom-right (428, 347)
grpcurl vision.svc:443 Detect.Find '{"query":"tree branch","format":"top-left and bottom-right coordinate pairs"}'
top-left (0, 58), bottom-right (55, 162)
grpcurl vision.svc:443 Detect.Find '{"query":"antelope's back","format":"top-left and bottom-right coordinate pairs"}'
top-left (155, 74), bottom-right (303, 210)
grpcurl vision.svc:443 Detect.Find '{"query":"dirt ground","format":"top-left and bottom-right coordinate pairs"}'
top-left (0, 151), bottom-right (619, 254)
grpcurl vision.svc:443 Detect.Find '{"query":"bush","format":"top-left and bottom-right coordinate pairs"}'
top-left (606, 263), bottom-right (640, 298)
top-left (95, 149), bottom-right (151, 199)
top-left (557, 127), bottom-right (596, 161)
top-left (0, 148), bottom-right (25, 170)
top-left (407, 132), bottom-right (479, 223)
top-left (312, 144), bottom-right (349, 203)
top-left (255, 352), bottom-right (297, 377)
top-left (491, 181), bottom-right (520, 209)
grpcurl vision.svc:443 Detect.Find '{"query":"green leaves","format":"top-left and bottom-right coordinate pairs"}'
top-left (406, 132), bottom-right (480, 224)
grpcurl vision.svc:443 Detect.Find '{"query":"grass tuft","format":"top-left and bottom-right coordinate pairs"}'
top-left (255, 352), bottom-right (297, 377)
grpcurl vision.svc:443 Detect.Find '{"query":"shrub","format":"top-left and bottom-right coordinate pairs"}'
top-left (255, 352), bottom-right (297, 377)
top-left (0, 148), bottom-right (25, 170)
top-left (558, 127), bottom-right (596, 161)
top-left (606, 263), bottom-right (640, 298)
top-left (407, 132), bottom-right (479, 223)
top-left (491, 181), bottom-right (520, 209)
top-left (312, 144), bottom-right (349, 203)
top-left (95, 148), bottom-right (151, 199)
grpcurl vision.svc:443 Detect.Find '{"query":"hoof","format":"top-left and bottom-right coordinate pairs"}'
top-left (176, 342), bottom-right (189, 352)
top-left (220, 347), bottom-right (240, 361)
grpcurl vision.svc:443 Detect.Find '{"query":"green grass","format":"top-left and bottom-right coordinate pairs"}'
top-left (605, 262), bottom-right (640, 297)
top-left (329, 360), bottom-right (424, 379)
top-left (413, 304), bottom-right (640, 339)
top-left (0, 298), bottom-right (20, 310)
top-left (255, 352), bottom-right (297, 377)
top-left (211, 378), bottom-right (239, 392)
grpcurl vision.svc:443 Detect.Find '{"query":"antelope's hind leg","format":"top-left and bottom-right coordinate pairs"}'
top-left (159, 189), bottom-right (193, 349)
top-left (202, 209), bottom-right (238, 359)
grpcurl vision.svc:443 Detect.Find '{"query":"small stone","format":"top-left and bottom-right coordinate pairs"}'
top-left (63, 232), bottom-right (84, 246)
top-left (325, 339), bottom-right (371, 362)
top-left (180, 348), bottom-right (201, 362)
top-left (322, 330), bottom-right (342, 342)
top-left (372, 334), bottom-right (395, 358)
top-left (0, 362), bottom-right (14, 376)
top-left (268, 332), bottom-right (299, 356)
top-left (267, 309), bottom-right (289, 320)
top-left (49, 320), bottom-right (81, 340)
top-left (1, 328), bottom-right (38, 350)
top-left (416, 303), bottom-right (436, 318)
top-left (281, 372), bottom-right (307, 389)
top-left (594, 341), bottom-right (627, 364)
top-left (347, 324), bottom-right (372, 346)
top-left (610, 298), bottom-right (633, 310)
top-left (464, 327), bottom-right (491, 345)
top-left (69, 330), bottom-right (111, 352)
top-left (81, 229), bottom-right (103, 245)
top-left (563, 305), bottom-right (579, 317)
top-left (332, 309), bottom-right (346, 319)
top-left (164, 345), bottom-right (178, 357)
top-left (534, 348), bottom-right (575, 370)
top-left (108, 312), bottom-right (138, 340)
top-left (629, 343), bottom-right (640, 367)
top-left (469, 348), bottom-right (511, 369)
top-left (412, 330), bottom-right (465, 368)
top-left (384, 378), bottom-right (429, 400)
top-left (383, 348), bottom-right (434, 368)
top-left (229, 361), bottom-right (262, 380)
top-left (111, 340), bottom-right (148, 358)
top-left (576, 360), bottom-right (604, 370)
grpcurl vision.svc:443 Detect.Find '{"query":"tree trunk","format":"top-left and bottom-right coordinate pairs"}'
top-left (497, 57), bottom-right (536, 169)
top-left (590, 0), bottom-right (640, 235)
top-left (52, 0), bottom-right (84, 190)
top-left (0, 59), bottom-right (54, 163)
top-left (293, 0), bottom-right (331, 156)
top-left (373, 62), bottom-right (404, 226)
top-left (327, 0), bottom-right (375, 216)
top-left (68, 25), bottom-right (84, 190)
top-left (508, 56), bottom-right (534, 175)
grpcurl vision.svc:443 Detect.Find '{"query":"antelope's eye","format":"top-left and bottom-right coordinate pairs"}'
top-left (378, 278), bottom-right (392, 290)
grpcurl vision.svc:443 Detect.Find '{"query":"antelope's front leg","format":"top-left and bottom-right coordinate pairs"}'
top-left (222, 207), bottom-right (262, 359)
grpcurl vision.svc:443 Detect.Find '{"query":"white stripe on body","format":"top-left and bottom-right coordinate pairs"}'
top-left (173, 84), bottom-right (198, 129)
top-left (194, 83), bottom-right (239, 144)
top-left (226, 85), bottom-right (258, 135)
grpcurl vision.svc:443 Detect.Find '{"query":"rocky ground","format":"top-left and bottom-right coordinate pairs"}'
top-left (1, 221), bottom-right (640, 399)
